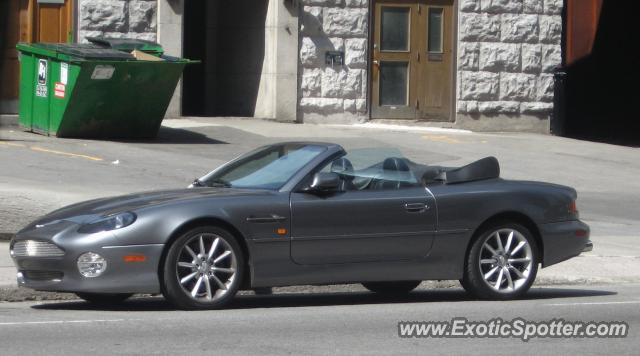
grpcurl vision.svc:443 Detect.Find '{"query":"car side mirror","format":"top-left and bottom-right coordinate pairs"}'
top-left (307, 172), bottom-right (340, 193)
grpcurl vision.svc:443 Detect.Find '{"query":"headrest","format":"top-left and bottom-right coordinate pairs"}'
top-left (383, 157), bottom-right (410, 172)
top-left (331, 157), bottom-right (354, 175)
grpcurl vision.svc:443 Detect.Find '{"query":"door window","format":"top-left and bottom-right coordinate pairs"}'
top-left (318, 148), bottom-right (420, 191)
top-left (380, 7), bottom-right (411, 51)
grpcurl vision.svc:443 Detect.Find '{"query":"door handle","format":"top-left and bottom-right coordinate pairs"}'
top-left (404, 203), bottom-right (428, 212)
top-left (246, 214), bottom-right (287, 223)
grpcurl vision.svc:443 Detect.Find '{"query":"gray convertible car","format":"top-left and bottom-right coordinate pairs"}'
top-left (10, 142), bottom-right (592, 309)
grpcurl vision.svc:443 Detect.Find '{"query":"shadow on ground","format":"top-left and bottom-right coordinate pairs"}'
top-left (31, 287), bottom-right (617, 312)
top-left (114, 127), bottom-right (228, 145)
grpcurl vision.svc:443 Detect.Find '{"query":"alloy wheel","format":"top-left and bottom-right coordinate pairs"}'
top-left (478, 228), bottom-right (533, 293)
top-left (175, 233), bottom-right (238, 302)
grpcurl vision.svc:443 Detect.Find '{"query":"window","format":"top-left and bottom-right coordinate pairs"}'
top-left (428, 7), bottom-right (444, 53)
top-left (201, 144), bottom-right (326, 190)
top-left (318, 148), bottom-right (420, 191)
top-left (380, 6), bottom-right (410, 51)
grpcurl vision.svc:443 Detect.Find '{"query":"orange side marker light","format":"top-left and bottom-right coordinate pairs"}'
top-left (277, 228), bottom-right (287, 235)
top-left (123, 255), bottom-right (146, 263)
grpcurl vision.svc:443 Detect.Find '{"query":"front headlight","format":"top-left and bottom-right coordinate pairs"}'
top-left (77, 212), bottom-right (136, 234)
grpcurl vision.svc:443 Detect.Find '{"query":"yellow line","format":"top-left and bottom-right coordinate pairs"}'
top-left (30, 146), bottom-right (103, 161)
top-left (422, 135), bottom-right (461, 144)
top-left (0, 141), bottom-right (26, 147)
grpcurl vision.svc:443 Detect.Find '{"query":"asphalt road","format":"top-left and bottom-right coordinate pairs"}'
top-left (0, 284), bottom-right (638, 355)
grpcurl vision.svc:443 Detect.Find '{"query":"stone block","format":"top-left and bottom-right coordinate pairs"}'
top-left (321, 68), bottom-right (363, 98)
top-left (129, 0), bottom-right (157, 33)
top-left (459, 71), bottom-right (500, 100)
top-left (301, 68), bottom-right (323, 97)
top-left (479, 43), bottom-right (521, 72)
top-left (458, 42), bottom-right (480, 71)
top-left (478, 101), bottom-right (520, 114)
top-left (536, 73), bottom-right (555, 102)
top-left (460, 0), bottom-right (481, 12)
top-left (544, 0), bottom-right (563, 15)
top-left (539, 15), bottom-right (562, 44)
top-left (323, 8), bottom-right (368, 37)
top-left (541, 44), bottom-right (561, 72)
top-left (500, 73), bottom-right (537, 101)
top-left (521, 44), bottom-right (541, 73)
top-left (459, 13), bottom-right (501, 42)
top-left (345, 38), bottom-right (367, 68)
top-left (344, 99), bottom-right (356, 112)
top-left (80, 0), bottom-right (127, 32)
top-left (299, 97), bottom-right (344, 113)
top-left (301, 6), bottom-right (323, 36)
top-left (521, 102), bottom-right (553, 113)
top-left (480, 0), bottom-right (523, 13)
top-left (523, 0), bottom-right (543, 14)
top-left (300, 36), bottom-right (344, 67)
top-left (501, 14), bottom-right (539, 43)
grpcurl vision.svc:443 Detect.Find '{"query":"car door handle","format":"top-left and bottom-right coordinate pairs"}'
top-left (246, 214), bottom-right (287, 223)
top-left (404, 203), bottom-right (428, 213)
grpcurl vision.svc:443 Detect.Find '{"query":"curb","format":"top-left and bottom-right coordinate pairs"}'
top-left (0, 115), bottom-right (18, 127)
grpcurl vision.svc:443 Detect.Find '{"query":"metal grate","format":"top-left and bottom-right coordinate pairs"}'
top-left (22, 270), bottom-right (64, 281)
top-left (12, 240), bottom-right (65, 257)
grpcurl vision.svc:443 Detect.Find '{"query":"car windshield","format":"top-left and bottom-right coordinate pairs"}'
top-left (200, 144), bottom-right (327, 190)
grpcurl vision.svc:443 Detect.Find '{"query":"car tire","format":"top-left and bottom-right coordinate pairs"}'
top-left (162, 226), bottom-right (244, 310)
top-left (460, 222), bottom-right (539, 300)
top-left (76, 292), bottom-right (133, 304)
top-left (362, 281), bottom-right (421, 294)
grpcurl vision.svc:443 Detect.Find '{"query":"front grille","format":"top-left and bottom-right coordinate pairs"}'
top-left (22, 270), bottom-right (64, 281)
top-left (11, 240), bottom-right (65, 257)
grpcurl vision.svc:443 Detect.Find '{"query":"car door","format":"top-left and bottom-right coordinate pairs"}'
top-left (289, 152), bottom-right (436, 265)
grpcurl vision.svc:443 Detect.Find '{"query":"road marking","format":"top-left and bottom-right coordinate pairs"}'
top-left (29, 146), bottom-right (103, 161)
top-left (0, 141), bottom-right (26, 147)
top-left (0, 319), bottom-right (138, 326)
top-left (545, 301), bottom-right (640, 306)
top-left (422, 135), bottom-right (462, 144)
top-left (1, 141), bottom-right (104, 161)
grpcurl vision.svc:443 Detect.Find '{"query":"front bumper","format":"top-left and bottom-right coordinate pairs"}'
top-left (10, 223), bottom-right (164, 294)
top-left (540, 219), bottom-right (592, 267)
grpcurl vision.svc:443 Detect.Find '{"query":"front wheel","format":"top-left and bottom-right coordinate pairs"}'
top-left (362, 281), bottom-right (421, 294)
top-left (162, 226), bottom-right (244, 310)
top-left (460, 223), bottom-right (539, 300)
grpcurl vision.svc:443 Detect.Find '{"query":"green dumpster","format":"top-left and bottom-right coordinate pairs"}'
top-left (86, 37), bottom-right (164, 56)
top-left (17, 42), bottom-right (191, 138)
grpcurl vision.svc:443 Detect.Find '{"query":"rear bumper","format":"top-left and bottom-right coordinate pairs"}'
top-left (540, 220), bottom-right (591, 267)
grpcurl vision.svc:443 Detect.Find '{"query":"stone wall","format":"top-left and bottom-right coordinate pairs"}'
top-left (298, 0), bottom-right (369, 123)
top-left (457, 0), bottom-right (563, 119)
top-left (78, 0), bottom-right (157, 43)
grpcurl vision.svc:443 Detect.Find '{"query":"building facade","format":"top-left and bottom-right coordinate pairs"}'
top-left (2, 0), bottom-right (564, 133)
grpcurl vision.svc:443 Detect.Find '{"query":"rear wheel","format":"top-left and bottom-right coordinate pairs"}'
top-left (362, 281), bottom-right (421, 294)
top-left (460, 223), bottom-right (539, 300)
top-left (76, 292), bottom-right (133, 304)
top-left (162, 226), bottom-right (244, 310)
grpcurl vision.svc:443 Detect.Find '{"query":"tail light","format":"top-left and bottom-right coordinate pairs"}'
top-left (568, 200), bottom-right (579, 218)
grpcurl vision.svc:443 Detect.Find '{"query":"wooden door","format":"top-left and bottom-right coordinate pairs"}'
top-left (371, 0), bottom-right (454, 121)
top-left (1, 0), bottom-right (22, 110)
top-left (1, 0), bottom-right (73, 112)
top-left (21, 0), bottom-right (74, 43)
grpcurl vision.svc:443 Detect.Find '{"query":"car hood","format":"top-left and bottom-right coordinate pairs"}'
top-left (22, 188), bottom-right (270, 230)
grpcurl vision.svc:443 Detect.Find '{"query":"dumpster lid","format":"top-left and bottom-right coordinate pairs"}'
top-left (86, 37), bottom-right (164, 55)
top-left (18, 43), bottom-right (135, 60)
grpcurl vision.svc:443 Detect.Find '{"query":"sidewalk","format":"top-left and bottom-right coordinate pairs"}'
top-left (1, 117), bottom-right (639, 295)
